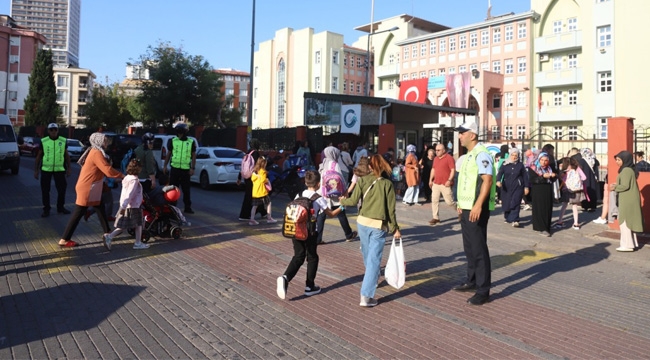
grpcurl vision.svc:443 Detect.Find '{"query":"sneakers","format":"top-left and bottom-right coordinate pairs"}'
top-left (572, 224), bottom-right (580, 230)
top-left (276, 276), bottom-right (288, 299)
top-left (238, 217), bottom-right (249, 221)
top-left (523, 204), bottom-right (532, 211)
top-left (304, 285), bottom-right (321, 296)
top-left (551, 222), bottom-right (564, 229)
top-left (539, 231), bottom-right (551, 237)
top-left (102, 233), bottom-right (112, 251)
top-left (133, 242), bottom-right (150, 250)
top-left (360, 296), bottom-right (378, 307)
top-left (616, 247), bottom-right (634, 252)
top-left (345, 231), bottom-right (358, 242)
top-left (249, 220), bottom-right (259, 226)
top-left (512, 221), bottom-right (519, 228)
top-left (266, 217), bottom-right (277, 224)
top-left (429, 218), bottom-right (440, 225)
top-left (41, 210), bottom-right (50, 218)
top-left (593, 217), bottom-right (608, 224)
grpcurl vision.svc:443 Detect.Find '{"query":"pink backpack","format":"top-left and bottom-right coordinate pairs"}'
top-left (321, 161), bottom-right (346, 198)
top-left (240, 150), bottom-right (255, 179)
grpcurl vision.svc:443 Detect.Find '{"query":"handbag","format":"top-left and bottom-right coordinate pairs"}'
top-left (384, 236), bottom-right (406, 289)
top-left (265, 180), bottom-right (272, 192)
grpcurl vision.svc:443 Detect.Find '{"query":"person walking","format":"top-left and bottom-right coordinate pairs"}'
top-left (276, 170), bottom-right (342, 300)
top-left (339, 142), bottom-right (354, 182)
top-left (237, 138), bottom-right (268, 221)
top-left (420, 147), bottom-right (435, 203)
top-left (452, 121), bottom-right (495, 306)
top-left (352, 142), bottom-right (368, 167)
top-left (35, 123), bottom-right (71, 217)
top-left (528, 152), bottom-right (557, 237)
top-left (402, 144), bottom-right (421, 206)
top-left (428, 144), bottom-right (456, 225)
top-left (495, 148), bottom-right (529, 227)
top-left (135, 132), bottom-right (157, 194)
top-left (568, 148), bottom-right (598, 212)
top-left (340, 154), bottom-right (401, 307)
top-left (634, 151), bottom-right (650, 173)
top-left (162, 123), bottom-right (196, 214)
top-left (610, 151), bottom-right (644, 252)
top-left (102, 158), bottom-right (149, 250)
top-left (553, 157), bottom-right (587, 230)
top-left (58, 133), bottom-right (124, 247)
top-left (249, 157), bottom-right (276, 225)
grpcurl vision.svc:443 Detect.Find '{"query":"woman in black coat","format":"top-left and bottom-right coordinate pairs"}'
top-left (528, 152), bottom-right (557, 236)
top-left (570, 149), bottom-right (598, 212)
top-left (496, 148), bottom-right (529, 227)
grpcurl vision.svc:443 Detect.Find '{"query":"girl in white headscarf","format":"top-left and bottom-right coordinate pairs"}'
top-left (402, 144), bottom-right (421, 206)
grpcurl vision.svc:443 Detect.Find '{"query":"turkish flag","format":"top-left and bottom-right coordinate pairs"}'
top-left (399, 78), bottom-right (429, 104)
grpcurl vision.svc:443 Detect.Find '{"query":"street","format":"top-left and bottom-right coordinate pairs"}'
top-left (1, 155), bottom-right (650, 358)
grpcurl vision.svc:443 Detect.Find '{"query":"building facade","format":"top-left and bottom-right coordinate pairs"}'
top-left (0, 15), bottom-right (46, 126)
top-left (10, 0), bottom-right (81, 67)
top-left (53, 66), bottom-right (94, 127)
top-left (214, 68), bottom-right (250, 126)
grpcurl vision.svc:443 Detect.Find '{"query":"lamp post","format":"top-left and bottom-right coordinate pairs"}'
top-left (247, 0), bottom-right (255, 130)
top-left (365, 26), bottom-right (398, 97)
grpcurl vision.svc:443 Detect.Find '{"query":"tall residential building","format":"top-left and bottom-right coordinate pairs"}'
top-left (54, 67), bottom-right (94, 127)
top-left (214, 68), bottom-right (250, 126)
top-left (0, 15), bottom-right (47, 126)
top-left (10, 0), bottom-right (81, 67)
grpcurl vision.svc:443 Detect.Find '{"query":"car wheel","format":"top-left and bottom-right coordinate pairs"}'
top-left (10, 166), bottom-right (18, 175)
top-left (200, 171), bottom-right (210, 190)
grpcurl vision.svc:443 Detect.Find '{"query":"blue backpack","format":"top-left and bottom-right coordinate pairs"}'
top-left (121, 147), bottom-right (136, 174)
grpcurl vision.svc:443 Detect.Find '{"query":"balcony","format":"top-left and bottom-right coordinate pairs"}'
top-left (78, 98), bottom-right (87, 103)
top-left (535, 30), bottom-right (582, 54)
top-left (534, 68), bottom-right (583, 88)
top-left (537, 104), bottom-right (583, 122)
top-left (375, 62), bottom-right (400, 79)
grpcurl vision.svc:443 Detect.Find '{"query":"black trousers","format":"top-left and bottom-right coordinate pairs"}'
top-left (41, 171), bottom-right (67, 211)
top-left (238, 178), bottom-right (267, 219)
top-left (316, 205), bottom-right (353, 243)
top-left (169, 167), bottom-right (191, 210)
top-left (283, 233), bottom-right (319, 288)
top-left (460, 208), bottom-right (491, 295)
top-left (62, 204), bottom-right (110, 241)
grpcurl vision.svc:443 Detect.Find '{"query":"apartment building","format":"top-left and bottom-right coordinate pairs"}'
top-left (10, 0), bottom-right (81, 67)
top-left (396, 11), bottom-right (537, 142)
top-left (54, 66), bottom-right (94, 127)
top-left (214, 68), bottom-right (250, 125)
top-left (341, 44), bottom-right (368, 96)
top-left (0, 15), bottom-right (46, 126)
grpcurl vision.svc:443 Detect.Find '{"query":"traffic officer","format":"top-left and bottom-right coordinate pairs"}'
top-left (35, 123), bottom-right (71, 217)
top-left (162, 122), bottom-right (196, 214)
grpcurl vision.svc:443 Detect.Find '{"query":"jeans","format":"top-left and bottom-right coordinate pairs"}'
top-left (357, 223), bottom-right (386, 299)
top-left (403, 185), bottom-right (420, 204)
top-left (316, 205), bottom-right (353, 243)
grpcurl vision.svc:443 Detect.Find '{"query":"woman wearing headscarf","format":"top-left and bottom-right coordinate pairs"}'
top-left (495, 148), bottom-right (529, 227)
top-left (528, 152), bottom-right (557, 236)
top-left (58, 133), bottom-right (125, 247)
top-left (610, 151), bottom-right (644, 252)
top-left (402, 144), bottom-right (421, 206)
top-left (316, 146), bottom-right (357, 243)
top-left (419, 147), bottom-right (435, 203)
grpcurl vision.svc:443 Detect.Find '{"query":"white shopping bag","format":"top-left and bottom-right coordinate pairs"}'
top-left (384, 237), bottom-right (406, 289)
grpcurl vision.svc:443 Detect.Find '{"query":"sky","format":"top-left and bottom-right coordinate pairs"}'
top-left (0, 0), bottom-right (530, 85)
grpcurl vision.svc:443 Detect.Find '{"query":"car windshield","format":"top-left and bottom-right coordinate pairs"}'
top-left (213, 149), bottom-right (245, 159)
top-left (0, 125), bottom-right (16, 143)
top-left (67, 139), bottom-right (82, 147)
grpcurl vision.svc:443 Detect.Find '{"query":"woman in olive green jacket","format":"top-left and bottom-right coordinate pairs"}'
top-left (610, 151), bottom-right (644, 252)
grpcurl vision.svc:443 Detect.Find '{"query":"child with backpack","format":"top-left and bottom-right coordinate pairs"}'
top-left (277, 170), bottom-right (342, 299)
top-left (250, 157), bottom-right (276, 225)
top-left (553, 157), bottom-right (587, 230)
top-left (102, 159), bottom-right (149, 250)
top-left (391, 158), bottom-right (406, 200)
top-left (317, 146), bottom-right (357, 243)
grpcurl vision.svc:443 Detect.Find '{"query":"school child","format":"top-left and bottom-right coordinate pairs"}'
top-left (553, 157), bottom-right (587, 230)
top-left (276, 170), bottom-right (342, 299)
top-left (250, 157), bottom-right (276, 225)
top-left (392, 158), bottom-right (406, 200)
top-left (103, 159), bottom-right (149, 250)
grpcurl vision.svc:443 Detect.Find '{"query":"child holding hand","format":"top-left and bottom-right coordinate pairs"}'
top-left (250, 157), bottom-right (276, 225)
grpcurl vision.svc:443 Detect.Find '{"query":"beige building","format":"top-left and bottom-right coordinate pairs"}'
top-left (54, 67), bottom-right (95, 128)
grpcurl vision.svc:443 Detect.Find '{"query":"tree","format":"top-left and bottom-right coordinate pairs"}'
top-left (136, 42), bottom-right (225, 128)
top-left (84, 84), bottom-right (135, 132)
top-left (23, 49), bottom-right (60, 127)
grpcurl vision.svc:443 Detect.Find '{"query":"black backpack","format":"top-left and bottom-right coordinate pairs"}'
top-left (282, 193), bottom-right (320, 240)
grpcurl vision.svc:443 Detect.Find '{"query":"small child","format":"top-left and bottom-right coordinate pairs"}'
top-left (553, 157), bottom-right (587, 230)
top-left (392, 158), bottom-right (406, 199)
top-left (276, 170), bottom-right (342, 300)
top-left (250, 157), bottom-right (276, 225)
top-left (103, 159), bottom-right (149, 250)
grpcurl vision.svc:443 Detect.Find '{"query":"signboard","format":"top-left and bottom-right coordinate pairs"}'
top-left (305, 98), bottom-right (341, 126)
top-left (340, 104), bottom-right (361, 134)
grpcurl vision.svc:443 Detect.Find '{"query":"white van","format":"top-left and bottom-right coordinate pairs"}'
top-left (0, 114), bottom-right (20, 175)
top-left (152, 134), bottom-right (199, 171)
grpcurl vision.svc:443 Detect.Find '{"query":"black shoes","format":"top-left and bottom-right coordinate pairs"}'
top-left (453, 283), bottom-right (477, 292)
top-left (57, 208), bottom-right (71, 214)
top-left (467, 293), bottom-right (489, 305)
top-left (345, 231), bottom-right (358, 242)
top-left (41, 210), bottom-right (50, 218)
top-left (184, 208), bottom-right (194, 214)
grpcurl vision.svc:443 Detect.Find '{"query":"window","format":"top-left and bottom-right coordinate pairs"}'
top-left (518, 57), bottom-right (527, 73)
top-left (568, 17), bottom-right (578, 31)
top-left (343, 80), bottom-right (347, 92)
top-left (504, 92), bottom-right (513, 107)
top-left (505, 25), bottom-right (513, 41)
top-left (470, 32), bottom-right (477, 47)
top-left (411, 73), bottom-right (417, 80)
top-left (402, 74), bottom-right (409, 80)
top-left (598, 25), bottom-right (612, 47)
top-left (439, 68), bottom-right (446, 76)
top-left (403, 46), bottom-right (410, 60)
top-left (9, 55), bottom-right (18, 63)
top-left (481, 62), bottom-right (489, 71)
top-left (505, 59), bottom-right (514, 74)
top-left (389, 53), bottom-right (396, 64)
top-left (7, 109), bottom-right (17, 117)
top-left (493, 27), bottom-right (501, 43)
top-left (8, 91), bottom-right (17, 100)
top-left (568, 89), bottom-right (577, 105)
top-left (356, 82), bottom-right (361, 94)
top-left (491, 126), bottom-right (500, 140)
top-left (568, 54), bottom-right (577, 68)
top-left (357, 56), bottom-right (362, 68)
top-left (344, 56), bottom-right (347, 67)
top-left (481, 30), bottom-right (489, 45)
top-left (57, 75), bottom-right (69, 87)
top-left (56, 90), bottom-right (68, 102)
top-left (315, 77), bottom-right (320, 91)
top-left (492, 60), bottom-right (501, 73)
top-left (388, 79), bottom-right (395, 90)
top-left (59, 105), bottom-right (68, 116)
top-left (420, 71), bottom-right (427, 78)
top-left (429, 69), bottom-right (436, 77)
top-left (332, 51), bottom-right (339, 64)
top-left (332, 77), bottom-right (338, 91)
top-left (553, 56), bottom-right (562, 70)
top-left (505, 126), bottom-right (513, 140)
top-left (421, 43), bottom-right (427, 57)
top-left (315, 51), bottom-right (321, 64)
top-left (598, 117), bottom-right (608, 139)
top-left (492, 93), bottom-right (501, 108)
top-left (568, 126), bottom-right (578, 140)
top-left (553, 126), bottom-right (563, 140)
top-left (553, 91), bottom-right (562, 106)
top-left (449, 67), bottom-right (456, 74)
top-left (598, 71), bottom-right (612, 92)
top-left (469, 64), bottom-right (478, 71)
top-left (553, 20), bottom-right (562, 34)
top-left (517, 125), bottom-right (526, 139)
top-left (459, 65), bottom-right (467, 73)
top-left (439, 39), bottom-right (446, 53)
top-left (411, 45), bottom-right (418, 58)
top-left (449, 37), bottom-right (456, 51)
top-left (429, 40), bottom-right (437, 55)
top-left (459, 34), bottom-right (467, 49)
top-left (517, 91), bottom-right (526, 107)
top-left (9, 73), bottom-right (17, 82)
top-left (518, 22), bottom-right (527, 39)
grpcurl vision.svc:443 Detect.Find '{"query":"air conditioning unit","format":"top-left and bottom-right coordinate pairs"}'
top-left (539, 54), bottom-right (549, 62)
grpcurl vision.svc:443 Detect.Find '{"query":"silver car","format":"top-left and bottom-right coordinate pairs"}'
top-left (191, 147), bottom-right (245, 189)
top-left (66, 139), bottom-right (85, 161)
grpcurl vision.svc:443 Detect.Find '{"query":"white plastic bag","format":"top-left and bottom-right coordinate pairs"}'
top-left (385, 237), bottom-right (406, 289)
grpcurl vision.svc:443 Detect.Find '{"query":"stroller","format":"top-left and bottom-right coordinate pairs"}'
top-left (129, 185), bottom-right (189, 242)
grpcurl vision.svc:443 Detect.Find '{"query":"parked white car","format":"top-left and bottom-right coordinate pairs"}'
top-left (66, 138), bottom-right (85, 161)
top-left (191, 146), bottom-right (245, 189)
top-left (152, 134), bottom-right (199, 172)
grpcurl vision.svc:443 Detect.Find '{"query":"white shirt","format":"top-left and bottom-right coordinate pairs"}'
top-left (119, 174), bottom-right (143, 209)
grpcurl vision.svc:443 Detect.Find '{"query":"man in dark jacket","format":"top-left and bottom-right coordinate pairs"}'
top-left (569, 147), bottom-right (598, 212)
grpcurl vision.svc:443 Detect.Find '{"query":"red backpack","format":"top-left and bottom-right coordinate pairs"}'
top-left (282, 193), bottom-right (320, 240)
top-left (240, 150), bottom-right (255, 179)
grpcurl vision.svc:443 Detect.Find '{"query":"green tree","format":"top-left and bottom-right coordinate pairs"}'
top-left (136, 42), bottom-right (225, 128)
top-left (84, 84), bottom-right (135, 132)
top-left (23, 49), bottom-right (60, 126)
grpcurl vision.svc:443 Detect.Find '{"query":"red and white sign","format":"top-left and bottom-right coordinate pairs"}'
top-left (398, 78), bottom-right (429, 104)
